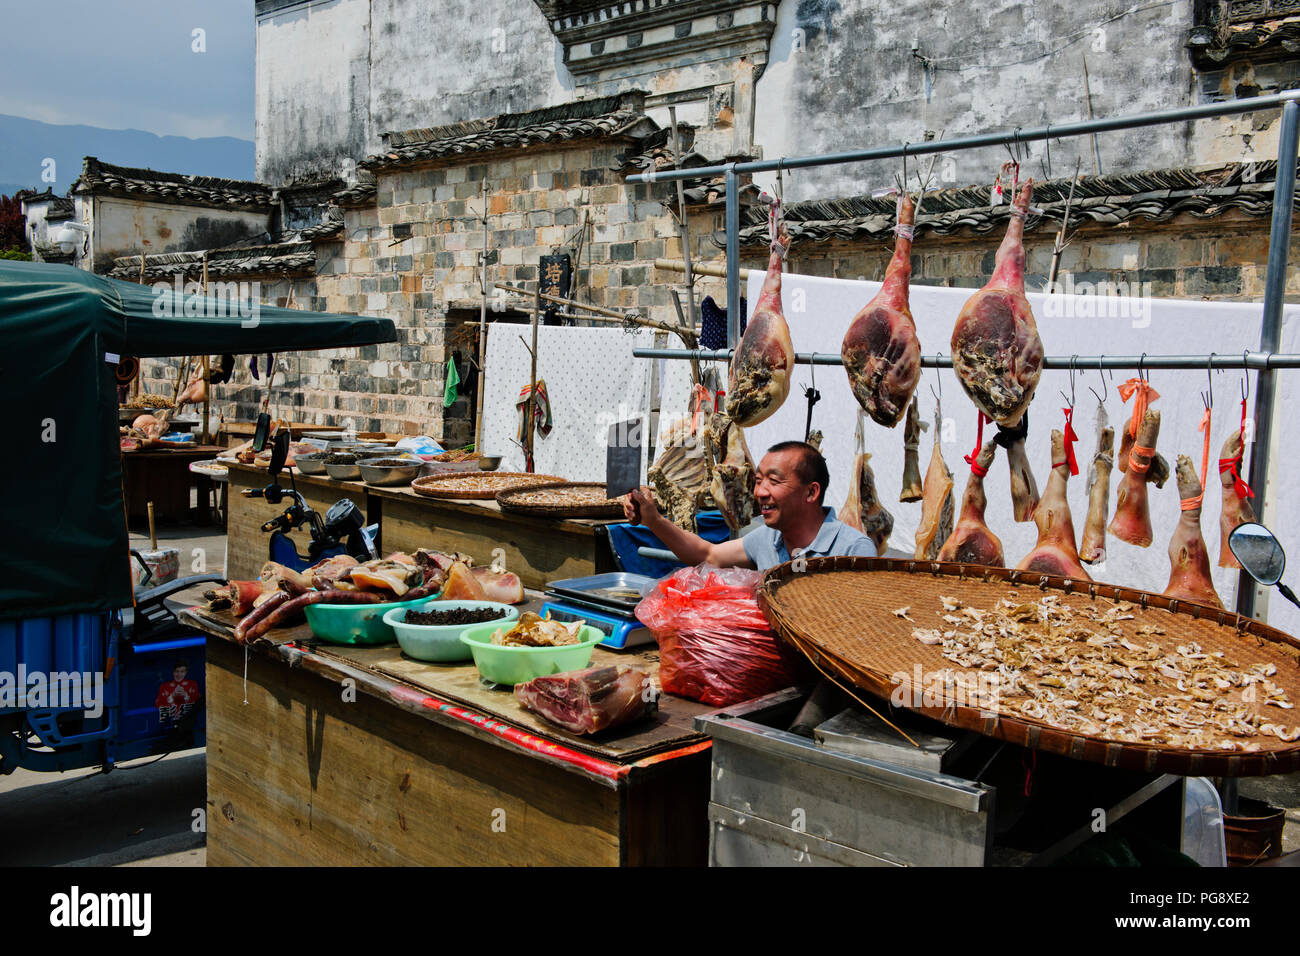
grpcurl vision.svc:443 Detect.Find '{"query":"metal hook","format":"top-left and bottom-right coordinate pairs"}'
top-left (901, 142), bottom-right (909, 193)
top-left (1138, 352), bottom-right (1147, 383)
top-left (1242, 349), bottom-right (1250, 402)
top-left (929, 351), bottom-right (943, 410)
top-left (1069, 354), bottom-right (1077, 407)
top-left (1205, 352), bottom-right (1215, 410)
top-left (776, 156), bottom-right (785, 204)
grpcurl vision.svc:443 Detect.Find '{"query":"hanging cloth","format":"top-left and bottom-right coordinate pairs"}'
top-left (516, 379), bottom-right (553, 444)
top-left (443, 356), bottom-right (461, 408)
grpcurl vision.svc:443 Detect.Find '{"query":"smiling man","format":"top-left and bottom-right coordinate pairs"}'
top-left (623, 440), bottom-right (877, 571)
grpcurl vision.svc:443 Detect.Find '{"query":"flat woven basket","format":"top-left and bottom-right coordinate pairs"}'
top-left (758, 556), bottom-right (1300, 777)
top-left (409, 472), bottom-right (563, 500)
top-left (496, 482), bottom-right (625, 519)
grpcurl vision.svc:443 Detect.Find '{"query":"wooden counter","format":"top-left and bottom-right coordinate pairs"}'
top-left (183, 599), bottom-right (712, 866)
top-left (122, 445), bottom-right (228, 523)
top-left (225, 462), bottom-right (618, 586)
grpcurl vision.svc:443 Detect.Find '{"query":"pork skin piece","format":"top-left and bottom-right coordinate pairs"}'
top-left (951, 182), bottom-right (1044, 427)
top-left (471, 566), bottom-right (526, 604)
top-left (913, 440), bottom-right (954, 560)
top-left (938, 439), bottom-right (1004, 567)
top-left (260, 561), bottom-right (313, 596)
top-left (1016, 429), bottom-right (1091, 580)
top-left (308, 554), bottom-right (359, 590)
top-left (1164, 454), bottom-right (1224, 609)
top-left (838, 452), bottom-right (894, 553)
top-left (727, 224), bottom-right (795, 426)
top-left (514, 666), bottom-right (654, 734)
top-left (348, 557), bottom-right (422, 596)
top-left (841, 194), bottom-right (922, 427)
top-left (1217, 430), bottom-right (1256, 569)
top-left (1109, 410), bottom-right (1160, 548)
top-left (1079, 424), bottom-right (1115, 565)
top-left (439, 561), bottom-right (489, 601)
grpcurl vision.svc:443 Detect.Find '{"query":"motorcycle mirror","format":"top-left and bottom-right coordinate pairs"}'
top-left (1229, 522), bottom-right (1285, 587)
top-left (268, 430), bottom-right (291, 479)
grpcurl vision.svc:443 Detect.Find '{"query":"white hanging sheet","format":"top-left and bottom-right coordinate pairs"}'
top-left (658, 270), bottom-right (1300, 634)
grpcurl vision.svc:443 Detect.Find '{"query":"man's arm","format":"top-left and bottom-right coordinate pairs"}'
top-left (623, 487), bottom-right (755, 569)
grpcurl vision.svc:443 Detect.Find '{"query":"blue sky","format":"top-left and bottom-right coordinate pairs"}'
top-left (0, 0), bottom-right (253, 141)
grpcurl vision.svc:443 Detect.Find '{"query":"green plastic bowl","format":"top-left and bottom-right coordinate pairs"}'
top-left (383, 601), bottom-right (518, 662)
top-left (304, 593), bottom-right (442, 646)
top-left (458, 622), bottom-right (604, 685)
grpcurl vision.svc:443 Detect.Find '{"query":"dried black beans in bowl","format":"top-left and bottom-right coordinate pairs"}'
top-left (405, 606), bottom-right (507, 626)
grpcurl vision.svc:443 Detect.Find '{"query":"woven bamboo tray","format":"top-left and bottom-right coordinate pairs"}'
top-left (495, 482), bottom-right (624, 519)
top-left (410, 472), bottom-right (563, 500)
top-left (758, 556), bottom-right (1300, 776)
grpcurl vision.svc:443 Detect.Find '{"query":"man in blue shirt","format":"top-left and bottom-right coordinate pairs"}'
top-left (623, 440), bottom-right (877, 572)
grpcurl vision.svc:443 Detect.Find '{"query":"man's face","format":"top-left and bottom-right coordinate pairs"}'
top-left (754, 450), bottom-right (819, 528)
top-left (174, 666), bottom-right (187, 682)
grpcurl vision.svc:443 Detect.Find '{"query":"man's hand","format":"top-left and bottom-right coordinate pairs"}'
top-left (622, 486), bottom-right (662, 526)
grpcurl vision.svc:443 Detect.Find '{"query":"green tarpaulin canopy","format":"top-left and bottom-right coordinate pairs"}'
top-left (0, 259), bottom-right (398, 620)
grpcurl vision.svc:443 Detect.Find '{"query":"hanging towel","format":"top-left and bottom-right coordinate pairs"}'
top-left (443, 356), bottom-right (461, 407)
top-left (516, 379), bottom-right (553, 443)
top-left (700, 295), bottom-right (747, 350)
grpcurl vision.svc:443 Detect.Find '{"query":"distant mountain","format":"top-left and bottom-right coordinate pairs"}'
top-left (0, 114), bottom-right (254, 198)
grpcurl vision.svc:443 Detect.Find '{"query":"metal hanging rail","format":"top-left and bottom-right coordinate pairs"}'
top-left (630, 349), bottom-right (1300, 370)
top-left (625, 90), bottom-right (1300, 623)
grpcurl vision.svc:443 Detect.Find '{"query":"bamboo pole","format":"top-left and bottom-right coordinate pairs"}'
top-left (474, 177), bottom-right (489, 452)
top-left (654, 259), bottom-right (753, 281)
top-left (526, 288), bottom-right (540, 472)
top-left (668, 106), bottom-right (698, 329)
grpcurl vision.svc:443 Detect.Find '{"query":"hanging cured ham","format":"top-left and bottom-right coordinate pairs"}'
top-left (1164, 455), bottom-right (1224, 609)
top-left (1217, 430), bottom-right (1256, 569)
top-left (727, 222), bottom-right (795, 426)
top-left (913, 435), bottom-right (954, 561)
top-left (899, 396), bottom-right (925, 502)
top-left (951, 181), bottom-right (1044, 428)
top-left (841, 194), bottom-right (921, 427)
top-left (938, 439), bottom-right (1003, 567)
top-left (707, 414), bottom-right (757, 533)
top-left (1016, 430), bottom-right (1091, 580)
top-left (1109, 410), bottom-right (1160, 547)
top-left (838, 452), bottom-right (894, 554)
top-left (1079, 412), bottom-right (1115, 565)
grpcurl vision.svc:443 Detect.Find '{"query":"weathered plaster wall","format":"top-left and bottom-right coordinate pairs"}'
top-left (255, 0), bottom-right (572, 185)
top-left (256, 0), bottom-right (374, 183)
top-left (89, 198), bottom-right (269, 274)
top-left (752, 0), bottom-right (1217, 200)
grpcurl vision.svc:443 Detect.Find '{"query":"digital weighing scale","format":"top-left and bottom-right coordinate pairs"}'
top-left (542, 572), bottom-right (657, 649)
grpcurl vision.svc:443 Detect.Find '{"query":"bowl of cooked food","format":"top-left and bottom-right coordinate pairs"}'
top-left (295, 451), bottom-right (330, 476)
top-left (358, 455), bottom-right (423, 486)
top-left (324, 452), bottom-right (363, 480)
top-left (458, 612), bottom-right (604, 685)
top-left (383, 601), bottom-right (519, 662)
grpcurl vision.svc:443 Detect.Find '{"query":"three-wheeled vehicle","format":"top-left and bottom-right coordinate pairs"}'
top-left (0, 259), bottom-right (396, 774)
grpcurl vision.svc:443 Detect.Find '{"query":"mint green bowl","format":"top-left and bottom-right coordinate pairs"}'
top-left (458, 623), bottom-right (604, 685)
top-left (383, 601), bottom-right (518, 662)
top-left (304, 593), bottom-right (441, 646)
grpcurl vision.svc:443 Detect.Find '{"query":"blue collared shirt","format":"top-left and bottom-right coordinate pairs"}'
top-left (741, 506), bottom-right (877, 571)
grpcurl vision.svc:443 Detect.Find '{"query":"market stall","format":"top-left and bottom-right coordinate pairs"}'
top-left (620, 91), bottom-right (1300, 864)
top-left (181, 591), bottom-right (712, 866)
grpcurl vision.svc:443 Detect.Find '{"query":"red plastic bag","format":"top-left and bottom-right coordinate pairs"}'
top-left (635, 564), bottom-right (808, 707)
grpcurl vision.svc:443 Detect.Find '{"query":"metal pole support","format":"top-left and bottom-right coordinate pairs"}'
top-left (725, 164), bottom-right (740, 348)
top-left (1237, 98), bottom-right (1299, 622)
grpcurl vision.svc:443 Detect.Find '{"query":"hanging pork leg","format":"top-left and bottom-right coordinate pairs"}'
top-left (938, 439), bottom-right (1003, 567)
top-left (1109, 410), bottom-right (1161, 547)
top-left (899, 396), bottom-right (925, 502)
top-left (951, 181), bottom-right (1045, 427)
top-left (1079, 417), bottom-right (1114, 565)
top-left (996, 412), bottom-right (1040, 523)
top-left (727, 224), bottom-right (795, 426)
top-left (841, 194), bottom-right (922, 427)
top-left (1016, 429), bottom-right (1091, 580)
top-left (1217, 430), bottom-right (1256, 569)
top-left (1164, 455), bottom-right (1224, 609)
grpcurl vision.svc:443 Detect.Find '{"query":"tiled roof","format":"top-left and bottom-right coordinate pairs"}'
top-left (736, 162), bottom-right (1298, 246)
top-left (332, 176), bottom-right (378, 207)
top-left (360, 92), bottom-right (654, 171)
top-left (294, 208), bottom-right (345, 242)
top-left (73, 157), bottom-right (274, 211)
top-left (16, 187), bottom-right (74, 219)
top-left (109, 240), bottom-right (315, 282)
top-left (32, 242), bottom-right (75, 263)
top-left (1192, 16), bottom-right (1300, 65)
